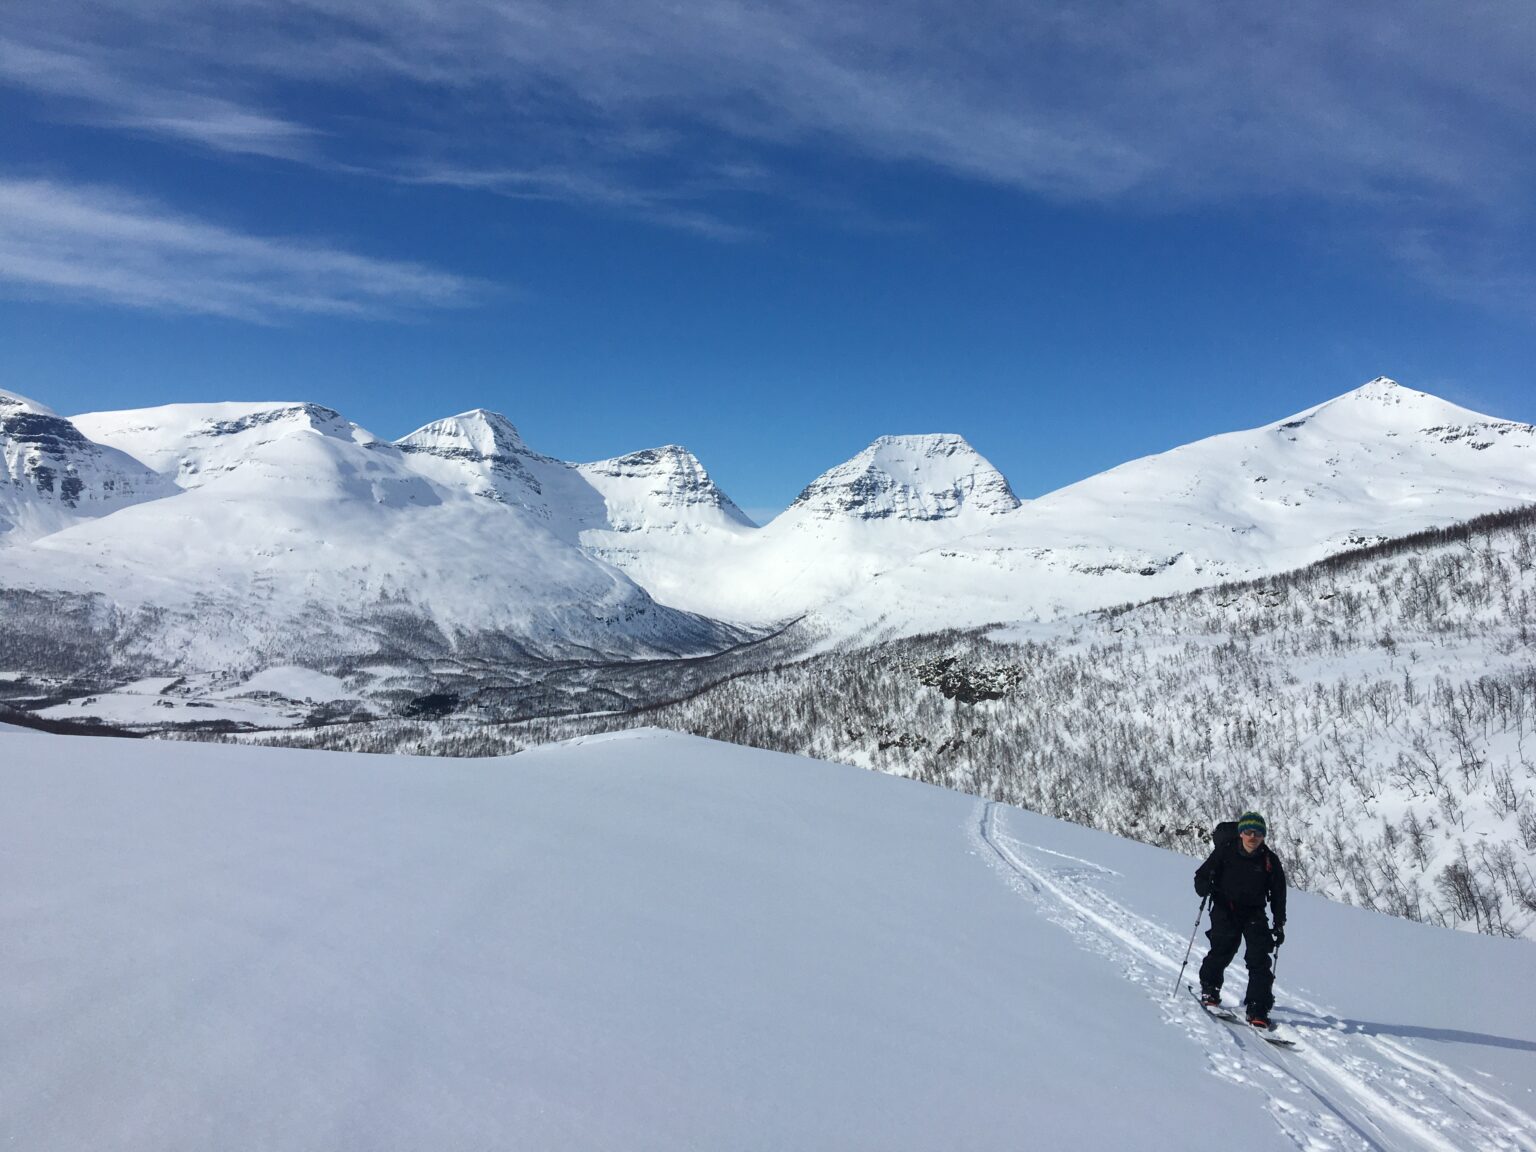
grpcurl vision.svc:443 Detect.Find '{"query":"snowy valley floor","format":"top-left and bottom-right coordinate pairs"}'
top-left (2, 727), bottom-right (1534, 1150)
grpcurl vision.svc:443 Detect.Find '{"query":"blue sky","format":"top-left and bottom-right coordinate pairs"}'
top-left (3, 1), bottom-right (1534, 520)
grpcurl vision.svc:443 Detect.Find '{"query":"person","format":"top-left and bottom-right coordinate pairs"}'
top-left (1194, 811), bottom-right (1287, 1029)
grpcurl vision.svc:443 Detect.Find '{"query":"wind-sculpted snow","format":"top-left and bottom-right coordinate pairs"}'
top-left (2, 729), bottom-right (1530, 1150)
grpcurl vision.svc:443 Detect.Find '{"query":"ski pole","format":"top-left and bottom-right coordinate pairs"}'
top-left (1172, 894), bottom-right (1208, 997)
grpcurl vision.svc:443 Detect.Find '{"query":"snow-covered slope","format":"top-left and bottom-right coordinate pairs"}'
top-left (394, 409), bottom-right (608, 539)
top-left (1, 388), bottom-right (174, 543)
top-left (13, 401), bottom-right (739, 669)
top-left (2, 727), bottom-right (1531, 1150)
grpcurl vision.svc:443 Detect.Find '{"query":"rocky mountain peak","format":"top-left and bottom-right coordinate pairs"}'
top-left (395, 409), bottom-right (549, 501)
top-left (396, 409), bottom-right (533, 463)
top-left (789, 433), bottom-right (1021, 522)
top-left (0, 388), bottom-right (57, 417)
top-left (579, 445), bottom-right (754, 530)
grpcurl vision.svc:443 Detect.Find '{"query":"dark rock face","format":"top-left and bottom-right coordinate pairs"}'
top-left (906, 656), bottom-right (1023, 703)
top-left (204, 403), bottom-right (351, 440)
top-left (2, 409), bottom-right (167, 518)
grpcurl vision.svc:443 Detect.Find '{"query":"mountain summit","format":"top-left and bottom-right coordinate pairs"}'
top-left (395, 409), bottom-right (555, 507)
top-left (578, 446), bottom-right (755, 532)
top-left (788, 434), bottom-right (1021, 522)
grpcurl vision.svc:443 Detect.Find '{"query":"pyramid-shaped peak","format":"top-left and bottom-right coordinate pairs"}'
top-left (579, 444), bottom-right (754, 527)
top-left (397, 409), bottom-right (534, 462)
top-left (792, 433), bottom-right (1020, 522)
top-left (1274, 377), bottom-right (1514, 437)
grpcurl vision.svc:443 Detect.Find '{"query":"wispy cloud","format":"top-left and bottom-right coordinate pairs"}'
top-left (0, 37), bottom-right (315, 160)
top-left (5, 2), bottom-right (1536, 294)
top-left (0, 178), bottom-right (478, 321)
top-left (397, 163), bottom-right (761, 241)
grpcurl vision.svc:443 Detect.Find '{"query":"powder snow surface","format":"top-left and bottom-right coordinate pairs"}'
top-left (2, 729), bottom-right (1532, 1150)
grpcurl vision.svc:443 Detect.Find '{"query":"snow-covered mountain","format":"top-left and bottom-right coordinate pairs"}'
top-left (577, 444), bottom-right (756, 532)
top-left (796, 378), bottom-right (1536, 636)
top-left (567, 380), bottom-right (1536, 634)
top-left (8, 401), bottom-right (741, 673)
top-left (2, 376), bottom-right (1533, 690)
top-left (785, 433), bottom-right (1021, 522)
top-left (4, 726), bottom-right (1532, 1150)
top-left (1, 388), bottom-right (174, 543)
top-left (577, 432), bottom-right (1023, 624)
top-left (393, 410), bottom-right (752, 542)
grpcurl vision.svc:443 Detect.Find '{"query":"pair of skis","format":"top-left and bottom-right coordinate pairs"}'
top-left (1187, 985), bottom-right (1298, 1048)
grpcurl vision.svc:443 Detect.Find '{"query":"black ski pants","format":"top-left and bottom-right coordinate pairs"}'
top-left (1198, 901), bottom-right (1274, 1014)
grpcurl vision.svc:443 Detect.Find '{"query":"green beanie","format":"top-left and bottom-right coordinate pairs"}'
top-left (1237, 811), bottom-right (1268, 836)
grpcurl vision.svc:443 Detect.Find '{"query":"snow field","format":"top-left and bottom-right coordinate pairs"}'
top-left (2, 728), bottom-right (1533, 1150)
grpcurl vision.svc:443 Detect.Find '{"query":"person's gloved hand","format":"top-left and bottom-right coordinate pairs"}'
top-left (1272, 925), bottom-right (1285, 947)
top-left (1194, 873), bottom-right (1211, 897)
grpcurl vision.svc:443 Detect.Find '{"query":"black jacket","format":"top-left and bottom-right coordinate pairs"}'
top-left (1195, 839), bottom-right (1287, 926)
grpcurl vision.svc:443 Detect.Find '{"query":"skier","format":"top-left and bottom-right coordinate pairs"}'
top-left (1194, 811), bottom-right (1287, 1029)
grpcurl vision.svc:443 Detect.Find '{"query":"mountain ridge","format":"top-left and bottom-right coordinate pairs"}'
top-left (2, 375), bottom-right (1533, 679)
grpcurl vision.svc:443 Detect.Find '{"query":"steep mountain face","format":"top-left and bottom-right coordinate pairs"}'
top-left (393, 410), bottom-right (604, 537)
top-left (1, 389), bottom-right (174, 544)
top-left (577, 445), bottom-right (756, 532)
top-left (786, 434), bottom-right (1021, 522)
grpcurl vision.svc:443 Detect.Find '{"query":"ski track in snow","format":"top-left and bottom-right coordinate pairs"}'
top-left (973, 801), bottom-right (1536, 1152)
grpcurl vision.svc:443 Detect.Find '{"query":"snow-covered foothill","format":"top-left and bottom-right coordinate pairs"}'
top-left (2, 728), bottom-right (1532, 1150)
